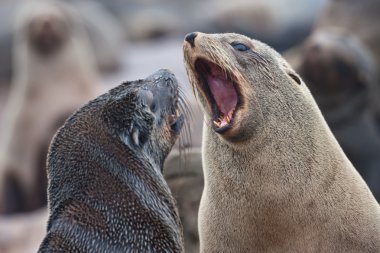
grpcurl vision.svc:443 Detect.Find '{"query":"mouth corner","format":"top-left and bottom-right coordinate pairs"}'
top-left (168, 111), bottom-right (184, 134)
top-left (193, 58), bottom-right (242, 133)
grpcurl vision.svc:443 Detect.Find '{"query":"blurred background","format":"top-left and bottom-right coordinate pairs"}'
top-left (0, 0), bottom-right (379, 252)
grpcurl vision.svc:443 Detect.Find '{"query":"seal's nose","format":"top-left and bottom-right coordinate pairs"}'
top-left (185, 32), bottom-right (197, 47)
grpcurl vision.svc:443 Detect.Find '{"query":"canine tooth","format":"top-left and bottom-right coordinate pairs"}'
top-left (168, 114), bottom-right (177, 124)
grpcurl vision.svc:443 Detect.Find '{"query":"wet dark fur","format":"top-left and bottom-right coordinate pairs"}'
top-left (38, 70), bottom-right (185, 252)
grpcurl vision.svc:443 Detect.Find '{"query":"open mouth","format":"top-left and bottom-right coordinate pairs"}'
top-left (168, 110), bottom-right (184, 133)
top-left (167, 93), bottom-right (186, 134)
top-left (195, 59), bottom-right (241, 133)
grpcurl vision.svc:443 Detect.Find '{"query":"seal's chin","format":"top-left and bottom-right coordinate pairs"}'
top-left (195, 59), bottom-right (240, 133)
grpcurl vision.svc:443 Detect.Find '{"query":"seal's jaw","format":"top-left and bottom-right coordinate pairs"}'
top-left (137, 69), bottom-right (189, 156)
top-left (194, 59), bottom-right (241, 133)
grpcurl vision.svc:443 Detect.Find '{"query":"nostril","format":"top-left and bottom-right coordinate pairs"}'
top-left (185, 32), bottom-right (197, 47)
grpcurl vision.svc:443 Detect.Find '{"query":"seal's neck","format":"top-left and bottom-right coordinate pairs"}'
top-left (202, 96), bottom-right (349, 195)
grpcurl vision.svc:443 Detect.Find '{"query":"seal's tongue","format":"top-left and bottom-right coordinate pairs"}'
top-left (205, 64), bottom-right (237, 127)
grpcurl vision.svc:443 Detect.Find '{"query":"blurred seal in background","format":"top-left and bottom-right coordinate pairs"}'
top-left (285, 0), bottom-right (380, 201)
top-left (0, 0), bottom-right (100, 214)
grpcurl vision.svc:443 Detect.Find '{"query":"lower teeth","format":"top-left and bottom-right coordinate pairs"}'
top-left (213, 111), bottom-right (234, 128)
top-left (214, 117), bottom-right (226, 128)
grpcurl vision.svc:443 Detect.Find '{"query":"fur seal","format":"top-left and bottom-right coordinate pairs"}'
top-left (38, 69), bottom-right (185, 252)
top-left (286, 29), bottom-right (380, 201)
top-left (183, 32), bottom-right (380, 252)
top-left (284, 0), bottom-right (380, 201)
top-left (315, 0), bottom-right (380, 133)
top-left (0, 0), bottom-right (100, 214)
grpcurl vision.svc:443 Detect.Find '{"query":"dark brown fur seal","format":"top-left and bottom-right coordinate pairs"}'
top-left (315, 0), bottom-right (380, 134)
top-left (183, 32), bottom-right (380, 252)
top-left (38, 69), bottom-right (185, 252)
top-left (283, 0), bottom-right (380, 201)
top-left (286, 29), bottom-right (380, 201)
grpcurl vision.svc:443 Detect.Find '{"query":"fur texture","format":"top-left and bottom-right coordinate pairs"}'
top-left (183, 32), bottom-right (380, 253)
top-left (38, 69), bottom-right (185, 252)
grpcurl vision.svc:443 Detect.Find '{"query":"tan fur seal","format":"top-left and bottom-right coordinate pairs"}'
top-left (38, 69), bottom-right (186, 252)
top-left (183, 32), bottom-right (380, 252)
top-left (0, 0), bottom-right (100, 213)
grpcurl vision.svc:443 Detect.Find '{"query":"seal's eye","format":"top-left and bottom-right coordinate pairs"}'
top-left (168, 114), bottom-right (184, 133)
top-left (231, 42), bottom-right (250, 52)
top-left (150, 101), bottom-right (157, 112)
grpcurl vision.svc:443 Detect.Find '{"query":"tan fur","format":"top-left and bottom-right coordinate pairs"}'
top-left (0, 1), bottom-right (100, 213)
top-left (183, 32), bottom-right (380, 253)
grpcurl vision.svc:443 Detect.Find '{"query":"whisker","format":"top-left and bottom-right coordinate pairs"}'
top-left (179, 101), bottom-right (192, 149)
top-left (176, 89), bottom-right (193, 169)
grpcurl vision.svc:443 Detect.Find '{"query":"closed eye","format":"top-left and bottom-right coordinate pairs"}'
top-left (231, 42), bottom-right (250, 52)
top-left (150, 101), bottom-right (157, 112)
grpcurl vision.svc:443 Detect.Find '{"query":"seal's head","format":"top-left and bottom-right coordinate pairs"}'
top-left (27, 10), bottom-right (69, 56)
top-left (51, 69), bottom-right (186, 177)
top-left (20, 3), bottom-right (72, 57)
top-left (298, 30), bottom-right (374, 111)
top-left (101, 69), bottom-right (186, 167)
top-left (183, 32), bottom-right (304, 142)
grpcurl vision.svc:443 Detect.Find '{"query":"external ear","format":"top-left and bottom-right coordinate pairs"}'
top-left (132, 128), bottom-right (140, 146)
top-left (282, 61), bottom-right (302, 85)
top-left (288, 72), bottom-right (302, 85)
top-left (120, 127), bottom-right (140, 148)
top-left (120, 121), bottom-right (151, 149)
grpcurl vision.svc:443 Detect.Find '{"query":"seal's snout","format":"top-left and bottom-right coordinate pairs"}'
top-left (151, 68), bottom-right (176, 79)
top-left (141, 69), bottom-right (182, 120)
top-left (148, 69), bottom-right (178, 97)
top-left (149, 69), bottom-right (177, 87)
top-left (185, 32), bottom-right (198, 47)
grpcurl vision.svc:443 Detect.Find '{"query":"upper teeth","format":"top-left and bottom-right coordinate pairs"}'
top-left (168, 114), bottom-right (177, 124)
top-left (213, 110), bottom-right (234, 128)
